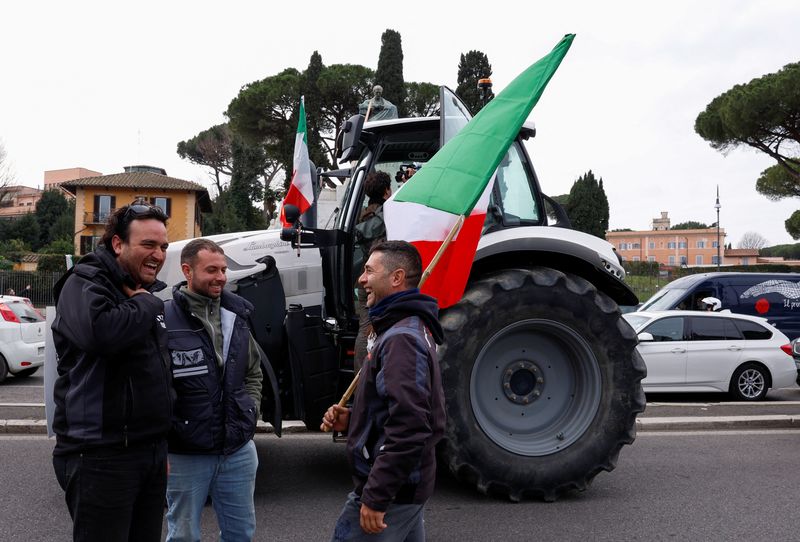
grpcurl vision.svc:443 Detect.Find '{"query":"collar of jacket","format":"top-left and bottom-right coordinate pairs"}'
top-left (369, 288), bottom-right (445, 345)
top-left (171, 282), bottom-right (253, 319)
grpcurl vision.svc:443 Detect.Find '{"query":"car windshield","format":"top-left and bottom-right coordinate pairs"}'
top-left (638, 287), bottom-right (688, 311)
top-left (622, 314), bottom-right (651, 331)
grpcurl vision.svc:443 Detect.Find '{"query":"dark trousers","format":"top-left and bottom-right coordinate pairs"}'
top-left (53, 440), bottom-right (168, 542)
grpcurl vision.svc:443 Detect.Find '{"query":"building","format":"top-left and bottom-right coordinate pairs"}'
top-left (0, 185), bottom-right (44, 219)
top-left (60, 165), bottom-right (212, 255)
top-left (606, 212), bottom-right (727, 267)
top-left (44, 167), bottom-right (102, 190)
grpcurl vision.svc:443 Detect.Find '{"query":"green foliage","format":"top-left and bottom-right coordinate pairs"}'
top-left (404, 82), bottom-right (439, 117)
top-left (565, 170), bottom-right (609, 239)
top-left (40, 238), bottom-right (75, 255)
top-left (756, 163), bottom-right (800, 201)
top-left (302, 51), bottom-right (330, 171)
top-left (611, 228), bottom-right (633, 232)
top-left (176, 124), bottom-right (234, 194)
top-left (551, 194), bottom-right (569, 206)
top-left (761, 242), bottom-right (800, 259)
top-left (317, 63), bottom-right (375, 164)
top-left (35, 189), bottom-right (74, 250)
top-left (6, 214), bottom-right (40, 249)
top-left (671, 221), bottom-right (709, 230)
top-left (785, 210), bottom-right (800, 240)
top-left (456, 50), bottom-right (494, 114)
top-left (37, 254), bottom-right (67, 272)
top-left (695, 62), bottom-right (800, 237)
top-left (375, 29), bottom-right (406, 116)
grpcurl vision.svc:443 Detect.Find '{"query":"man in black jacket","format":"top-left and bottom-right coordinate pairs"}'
top-left (163, 238), bottom-right (262, 542)
top-left (51, 201), bottom-right (174, 542)
top-left (322, 241), bottom-right (446, 541)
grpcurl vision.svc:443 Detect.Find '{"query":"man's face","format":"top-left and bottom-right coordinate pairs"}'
top-left (358, 251), bottom-right (402, 308)
top-left (113, 218), bottom-right (168, 287)
top-left (182, 249), bottom-right (227, 299)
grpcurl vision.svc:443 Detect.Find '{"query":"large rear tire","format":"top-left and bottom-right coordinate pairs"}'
top-left (438, 267), bottom-right (646, 501)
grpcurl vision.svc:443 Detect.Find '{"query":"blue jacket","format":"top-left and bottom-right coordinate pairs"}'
top-left (51, 246), bottom-right (174, 455)
top-left (347, 289), bottom-right (446, 511)
top-left (164, 285), bottom-right (259, 455)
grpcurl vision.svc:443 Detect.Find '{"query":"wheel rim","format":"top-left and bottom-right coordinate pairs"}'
top-left (469, 319), bottom-right (602, 456)
top-left (738, 368), bottom-right (765, 399)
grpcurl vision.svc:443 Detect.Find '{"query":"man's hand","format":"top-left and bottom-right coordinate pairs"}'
top-left (122, 284), bottom-right (149, 298)
top-left (359, 503), bottom-right (387, 534)
top-left (320, 404), bottom-right (350, 432)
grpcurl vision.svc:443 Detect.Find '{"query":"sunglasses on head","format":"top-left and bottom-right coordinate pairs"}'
top-left (123, 201), bottom-right (167, 221)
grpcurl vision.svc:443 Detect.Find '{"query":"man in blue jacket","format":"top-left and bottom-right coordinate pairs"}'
top-left (164, 238), bottom-right (262, 542)
top-left (322, 240), bottom-right (446, 541)
top-left (51, 201), bottom-right (174, 542)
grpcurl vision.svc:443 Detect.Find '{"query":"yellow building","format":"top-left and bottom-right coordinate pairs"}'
top-left (60, 166), bottom-right (211, 255)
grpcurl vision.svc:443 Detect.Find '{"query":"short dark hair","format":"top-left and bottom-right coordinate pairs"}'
top-left (369, 240), bottom-right (422, 288)
top-left (101, 200), bottom-right (168, 251)
top-left (364, 171), bottom-right (391, 205)
top-left (181, 238), bottom-right (225, 267)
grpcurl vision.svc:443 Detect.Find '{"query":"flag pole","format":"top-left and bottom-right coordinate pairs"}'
top-left (322, 215), bottom-right (466, 431)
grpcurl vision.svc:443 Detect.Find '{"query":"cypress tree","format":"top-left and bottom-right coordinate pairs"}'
top-left (456, 50), bottom-right (494, 113)
top-left (375, 29), bottom-right (406, 116)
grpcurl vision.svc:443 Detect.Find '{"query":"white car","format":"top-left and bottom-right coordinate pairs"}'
top-left (0, 295), bottom-right (45, 382)
top-left (623, 310), bottom-right (797, 401)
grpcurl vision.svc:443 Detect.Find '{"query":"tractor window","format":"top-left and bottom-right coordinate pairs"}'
top-left (496, 142), bottom-right (540, 224)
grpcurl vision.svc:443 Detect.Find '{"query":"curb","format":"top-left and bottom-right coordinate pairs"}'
top-left (636, 415), bottom-right (800, 432)
top-left (4, 416), bottom-right (800, 435)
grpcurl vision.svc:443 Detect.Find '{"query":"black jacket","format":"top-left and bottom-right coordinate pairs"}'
top-left (164, 286), bottom-right (259, 455)
top-left (51, 246), bottom-right (174, 455)
top-left (346, 289), bottom-right (446, 511)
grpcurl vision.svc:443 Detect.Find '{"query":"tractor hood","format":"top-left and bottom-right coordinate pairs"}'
top-left (157, 229), bottom-right (325, 309)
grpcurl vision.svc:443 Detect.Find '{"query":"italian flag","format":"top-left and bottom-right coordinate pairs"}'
top-left (280, 97), bottom-right (313, 227)
top-left (383, 34), bottom-right (575, 308)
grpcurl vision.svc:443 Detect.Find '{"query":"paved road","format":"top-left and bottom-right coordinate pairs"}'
top-left (1, 430), bottom-right (798, 541)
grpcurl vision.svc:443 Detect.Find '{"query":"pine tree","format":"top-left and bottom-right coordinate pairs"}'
top-left (375, 29), bottom-right (406, 116)
top-left (456, 50), bottom-right (494, 113)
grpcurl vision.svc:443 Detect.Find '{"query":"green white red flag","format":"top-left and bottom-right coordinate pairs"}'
top-left (280, 97), bottom-right (313, 227)
top-left (383, 34), bottom-right (575, 308)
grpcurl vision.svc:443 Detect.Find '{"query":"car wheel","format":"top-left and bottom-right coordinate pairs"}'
top-left (13, 367), bottom-right (38, 378)
top-left (0, 355), bottom-right (8, 384)
top-left (730, 363), bottom-right (769, 401)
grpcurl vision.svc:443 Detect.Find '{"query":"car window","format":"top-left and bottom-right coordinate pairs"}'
top-left (639, 287), bottom-right (687, 311)
top-left (733, 319), bottom-right (773, 340)
top-left (689, 317), bottom-right (735, 341)
top-left (4, 301), bottom-right (44, 323)
top-left (643, 317), bottom-right (685, 342)
top-left (623, 314), bottom-right (650, 331)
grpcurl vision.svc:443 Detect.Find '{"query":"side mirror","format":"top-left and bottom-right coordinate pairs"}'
top-left (637, 332), bottom-right (654, 342)
top-left (338, 114), bottom-right (365, 162)
top-left (283, 204), bottom-right (300, 225)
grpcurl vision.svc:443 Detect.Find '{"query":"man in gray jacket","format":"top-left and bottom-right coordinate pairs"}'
top-left (164, 238), bottom-right (262, 542)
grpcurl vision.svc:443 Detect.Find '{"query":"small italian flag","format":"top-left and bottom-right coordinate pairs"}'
top-left (280, 97), bottom-right (313, 227)
top-left (384, 34), bottom-right (575, 308)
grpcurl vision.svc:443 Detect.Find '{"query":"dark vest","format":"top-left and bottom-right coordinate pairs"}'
top-left (164, 288), bottom-right (257, 455)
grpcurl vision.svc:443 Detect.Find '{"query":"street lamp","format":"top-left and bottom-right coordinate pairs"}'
top-left (715, 185), bottom-right (721, 271)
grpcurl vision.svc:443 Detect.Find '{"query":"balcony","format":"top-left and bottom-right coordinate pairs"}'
top-left (83, 211), bottom-right (113, 225)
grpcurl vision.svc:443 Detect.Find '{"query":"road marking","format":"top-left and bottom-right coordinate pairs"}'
top-left (647, 401), bottom-right (800, 407)
top-left (639, 429), bottom-right (800, 436)
top-left (0, 403), bottom-right (45, 407)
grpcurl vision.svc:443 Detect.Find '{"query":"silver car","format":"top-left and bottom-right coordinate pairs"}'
top-left (623, 310), bottom-right (796, 401)
top-left (0, 295), bottom-right (45, 382)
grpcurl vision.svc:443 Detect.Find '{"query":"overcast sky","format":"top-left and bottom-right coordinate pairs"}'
top-left (2, 1), bottom-right (799, 246)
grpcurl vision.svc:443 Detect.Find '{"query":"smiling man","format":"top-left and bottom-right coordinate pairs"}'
top-left (322, 240), bottom-right (446, 542)
top-left (52, 200), bottom-right (174, 542)
top-left (163, 238), bottom-right (262, 542)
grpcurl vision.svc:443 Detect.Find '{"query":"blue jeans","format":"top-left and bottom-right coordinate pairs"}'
top-left (331, 491), bottom-right (425, 542)
top-left (166, 440), bottom-right (258, 542)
